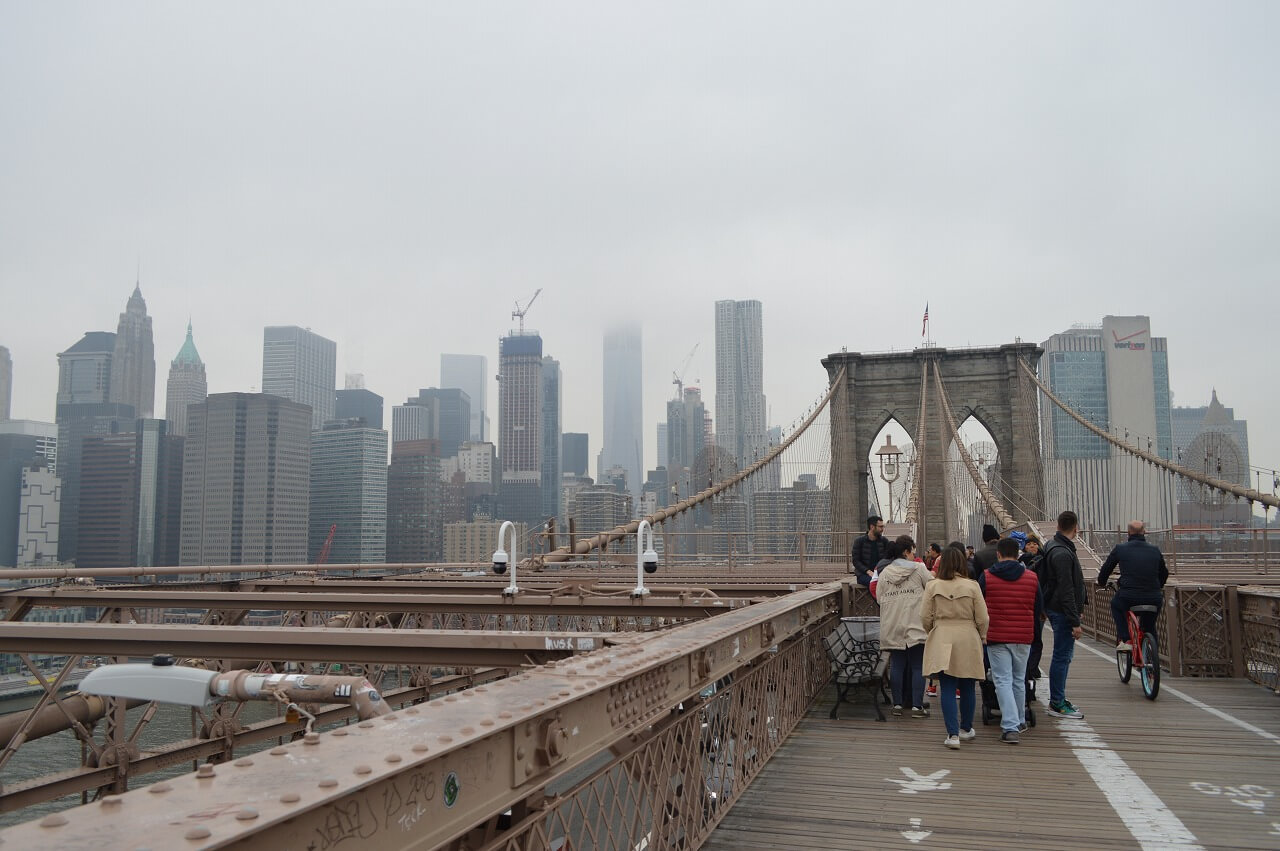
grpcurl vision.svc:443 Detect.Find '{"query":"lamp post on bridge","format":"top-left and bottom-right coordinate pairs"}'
top-left (876, 435), bottom-right (904, 523)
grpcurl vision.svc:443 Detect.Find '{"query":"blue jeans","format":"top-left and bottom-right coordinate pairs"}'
top-left (1046, 611), bottom-right (1075, 706)
top-left (987, 643), bottom-right (1030, 732)
top-left (889, 644), bottom-right (925, 708)
top-left (936, 673), bottom-right (975, 736)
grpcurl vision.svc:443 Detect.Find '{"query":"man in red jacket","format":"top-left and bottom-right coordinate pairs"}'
top-left (979, 537), bottom-right (1044, 744)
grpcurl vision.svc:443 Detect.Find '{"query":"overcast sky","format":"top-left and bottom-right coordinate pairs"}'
top-left (2, 2), bottom-right (1276, 509)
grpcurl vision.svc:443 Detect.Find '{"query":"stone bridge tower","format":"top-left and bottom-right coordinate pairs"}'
top-left (822, 344), bottom-right (1043, 547)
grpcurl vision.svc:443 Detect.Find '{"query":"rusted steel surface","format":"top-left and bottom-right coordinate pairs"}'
top-left (0, 581), bottom-right (844, 849)
top-left (0, 623), bottom-right (616, 666)
top-left (706, 631), bottom-right (1280, 850)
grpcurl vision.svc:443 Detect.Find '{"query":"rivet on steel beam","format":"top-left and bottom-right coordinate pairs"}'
top-left (280, 792), bottom-right (301, 804)
top-left (385, 754), bottom-right (402, 764)
top-left (39, 814), bottom-right (68, 828)
top-left (185, 826), bottom-right (212, 841)
top-left (270, 748), bottom-right (288, 756)
top-left (516, 747), bottom-right (526, 759)
top-left (197, 763), bottom-right (216, 778)
top-left (234, 758), bottom-right (254, 767)
top-left (236, 808), bottom-right (259, 821)
top-left (475, 687), bottom-right (488, 693)
top-left (149, 783), bottom-right (173, 794)
top-left (358, 721), bottom-right (374, 728)
top-left (304, 733), bottom-right (321, 745)
top-left (412, 743), bottom-right (430, 754)
top-left (558, 690), bottom-right (571, 697)
top-left (429, 702), bottom-right (443, 709)
top-left (461, 726), bottom-right (475, 735)
top-left (381, 714), bottom-right (397, 722)
top-left (498, 711), bottom-right (512, 719)
top-left (406, 708), bottom-right (421, 715)
top-left (101, 795), bottom-right (122, 806)
top-left (480, 718), bottom-right (495, 727)
top-left (438, 735), bottom-right (454, 744)
top-left (445, 696), bottom-right (458, 703)
top-left (320, 777), bottom-right (339, 787)
top-left (354, 765), bottom-right (372, 776)
top-left (332, 729), bottom-right (348, 737)
top-left (525, 764), bottom-right (534, 777)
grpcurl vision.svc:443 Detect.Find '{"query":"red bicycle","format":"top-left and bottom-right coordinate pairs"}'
top-left (1116, 603), bottom-right (1160, 700)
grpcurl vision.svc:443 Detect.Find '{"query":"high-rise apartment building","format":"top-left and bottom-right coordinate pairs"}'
top-left (262, 326), bottom-right (337, 430)
top-left (714, 301), bottom-right (767, 469)
top-left (542, 357), bottom-right (562, 522)
top-left (309, 421), bottom-right (388, 564)
top-left (444, 519), bottom-right (527, 564)
top-left (440, 354), bottom-right (489, 442)
top-left (179, 393), bottom-right (311, 566)
top-left (78, 419), bottom-right (183, 569)
top-left (0, 345), bottom-right (11, 421)
top-left (666, 387), bottom-right (707, 475)
top-left (562, 433), bottom-right (588, 478)
top-left (55, 331), bottom-right (135, 562)
top-left (656, 425), bottom-right (668, 478)
top-left (164, 322), bottom-right (207, 437)
top-left (406, 389), bottom-right (471, 458)
top-left (1040, 316), bottom-right (1174, 530)
top-left (335, 385), bottom-right (384, 429)
top-left (386, 439), bottom-right (443, 563)
top-left (602, 323), bottom-right (642, 506)
top-left (109, 285), bottom-right (156, 418)
top-left (498, 333), bottom-right (543, 528)
top-left (0, 434), bottom-right (42, 566)
top-left (0, 420), bottom-right (57, 473)
top-left (16, 459), bottom-right (59, 567)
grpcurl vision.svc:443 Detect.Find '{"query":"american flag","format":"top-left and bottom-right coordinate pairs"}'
top-left (921, 303), bottom-right (929, 337)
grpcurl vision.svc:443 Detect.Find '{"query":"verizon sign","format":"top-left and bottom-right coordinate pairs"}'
top-left (1112, 328), bottom-right (1148, 351)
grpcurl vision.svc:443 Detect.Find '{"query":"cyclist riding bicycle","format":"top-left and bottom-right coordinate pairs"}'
top-left (1096, 521), bottom-right (1169, 651)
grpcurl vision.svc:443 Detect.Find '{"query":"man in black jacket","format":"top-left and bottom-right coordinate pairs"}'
top-left (1041, 510), bottom-right (1086, 720)
top-left (972, 524), bottom-right (1001, 576)
top-left (1097, 521), bottom-right (1168, 652)
top-left (851, 515), bottom-right (888, 588)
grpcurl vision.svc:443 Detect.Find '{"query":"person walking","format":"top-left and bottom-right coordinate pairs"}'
top-left (1097, 521), bottom-right (1169, 651)
top-left (874, 535), bottom-right (933, 717)
top-left (972, 524), bottom-right (1001, 576)
top-left (922, 547), bottom-right (989, 749)
top-left (851, 515), bottom-right (889, 588)
top-left (1041, 510), bottom-right (1087, 719)
top-left (979, 537), bottom-right (1043, 743)
top-left (1020, 535), bottom-right (1046, 688)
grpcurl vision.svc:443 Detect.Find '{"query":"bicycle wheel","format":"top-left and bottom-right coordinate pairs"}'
top-left (1117, 648), bottom-right (1132, 683)
top-left (1140, 634), bottom-right (1160, 700)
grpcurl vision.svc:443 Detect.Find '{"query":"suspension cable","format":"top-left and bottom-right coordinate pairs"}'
top-left (930, 361), bottom-right (1017, 531)
top-left (1018, 359), bottom-right (1279, 511)
top-left (535, 367), bottom-right (849, 567)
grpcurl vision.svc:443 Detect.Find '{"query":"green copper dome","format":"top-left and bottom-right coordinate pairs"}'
top-left (173, 321), bottom-right (202, 366)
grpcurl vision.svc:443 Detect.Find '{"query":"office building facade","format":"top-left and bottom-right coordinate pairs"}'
top-left (164, 322), bottom-right (207, 437)
top-left (404, 388), bottom-right (471, 458)
top-left (109, 285), bottom-right (156, 418)
top-left (542, 357), bottom-right (562, 522)
top-left (16, 460), bottom-right (59, 566)
top-left (714, 300), bottom-right (767, 469)
top-left (262, 326), bottom-right (337, 430)
top-left (386, 439), bottom-right (443, 563)
top-left (309, 422), bottom-right (388, 564)
top-left (335, 387), bottom-right (384, 429)
top-left (440, 354), bottom-right (489, 442)
top-left (562, 433), bottom-right (588, 477)
top-left (602, 323), bottom-right (643, 506)
top-left (444, 519), bottom-right (527, 565)
top-left (0, 345), bottom-right (10, 421)
top-left (498, 333), bottom-right (543, 528)
top-left (180, 393), bottom-right (311, 566)
top-left (1171, 391), bottom-right (1252, 525)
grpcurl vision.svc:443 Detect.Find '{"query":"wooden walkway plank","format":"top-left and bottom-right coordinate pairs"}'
top-left (706, 631), bottom-right (1280, 850)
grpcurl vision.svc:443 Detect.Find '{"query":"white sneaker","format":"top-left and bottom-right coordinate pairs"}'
top-left (944, 735), bottom-right (960, 750)
top-left (958, 728), bottom-right (977, 741)
top-left (1116, 641), bottom-right (1132, 652)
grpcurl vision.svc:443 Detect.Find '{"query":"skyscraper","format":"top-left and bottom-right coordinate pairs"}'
top-left (497, 333), bottom-right (543, 528)
top-left (562, 433), bottom-right (589, 477)
top-left (179, 393), bottom-right (311, 566)
top-left (404, 389), bottom-right (471, 458)
top-left (55, 331), bottom-right (136, 562)
top-left (440, 354), bottom-right (489, 442)
top-left (335, 385), bottom-right (384, 429)
top-left (262, 326), bottom-right (337, 430)
top-left (386, 439), bottom-right (443, 563)
top-left (164, 322), bottom-right (207, 437)
top-left (109, 285), bottom-right (156, 418)
top-left (541, 356), bottom-right (562, 522)
top-left (1171, 391), bottom-right (1252, 525)
top-left (714, 300), bottom-right (767, 469)
top-left (16, 459), bottom-right (59, 567)
top-left (602, 323), bottom-right (642, 507)
top-left (1040, 316), bottom-right (1174, 531)
top-left (0, 345), bottom-right (11, 421)
top-left (309, 421), bottom-right (388, 564)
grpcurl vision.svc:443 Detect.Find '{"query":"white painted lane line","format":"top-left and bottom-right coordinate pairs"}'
top-left (1076, 640), bottom-right (1280, 747)
top-left (1055, 717), bottom-right (1205, 850)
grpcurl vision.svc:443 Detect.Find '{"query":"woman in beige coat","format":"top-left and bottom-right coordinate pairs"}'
top-left (922, 547), bottom-right (990, 749)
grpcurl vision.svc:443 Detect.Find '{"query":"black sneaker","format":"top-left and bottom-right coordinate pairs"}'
top-left (1001, 730), bottom-right (1020, 744)
top-left (1018, 722), bottom-right (1029, 733)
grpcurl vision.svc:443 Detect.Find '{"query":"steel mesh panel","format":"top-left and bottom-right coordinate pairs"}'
top-left (1177, 586), bottom-right (1231, 677)
top-left (1240, 591), bottom-right (1280, 691)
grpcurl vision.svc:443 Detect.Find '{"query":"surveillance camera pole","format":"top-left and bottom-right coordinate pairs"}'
top-left (493, 520), bottom-right (519, 596)
top-left (633, 519), bottom-right (656, 597)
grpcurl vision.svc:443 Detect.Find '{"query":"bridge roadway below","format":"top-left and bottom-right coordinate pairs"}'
top-left (706, 632), bottom-right (1280, 850)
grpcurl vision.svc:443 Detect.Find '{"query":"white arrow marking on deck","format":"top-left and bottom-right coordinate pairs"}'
top-left (886, 768), bottom-right (951, 794)
top-left (901, 817), bottom-right (932, 844)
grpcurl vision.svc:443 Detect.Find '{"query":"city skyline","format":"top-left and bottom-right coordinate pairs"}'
top-left (2, 3), bottom-right (1277, 482)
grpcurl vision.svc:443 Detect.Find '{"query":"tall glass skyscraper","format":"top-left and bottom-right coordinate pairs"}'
top-left (542, 356), bottom-right (562, 522)
top-left (262, 326), bottom-right (337, 430)
top-left (165, 322), bottom-right (207, 437)
top-left (602, 323), bottom-right (642, 507)
top-left (497, 333), bottom-right (543, 528)
top-left (309, 421), bottom-right (388, 564)
top-left (110, 285), bottom-right (155, 419)
top-left (714, 300), bottom-right (766, 469)
top-left (440, 354), bottom-right (488, 442)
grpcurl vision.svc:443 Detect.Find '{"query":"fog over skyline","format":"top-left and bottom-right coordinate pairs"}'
top-left (2, 3), bottom-right (1276, 504)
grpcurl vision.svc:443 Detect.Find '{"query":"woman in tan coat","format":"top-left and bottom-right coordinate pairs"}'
top-left (922, 547), bottom-right (990, 749)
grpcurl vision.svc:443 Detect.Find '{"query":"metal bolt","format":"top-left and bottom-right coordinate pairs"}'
top-left (101, 796), bottom-right (122, 806)
top-left (149, 783), bottom-right (172, 794)
top-left (358, 721), bottom-right (375, 728)
top-left (280, 792), bottom-right (301, 804)
top-left (412, 743), bottom-right (430, 753)
top-left (197, 764), bottom-right (216, 778)
top-left (354, 765), bottom-right (372, 776)
top-left (319, 777), bottom-right (339, 787)
top-left (236, 808), bottom-right (259, 821)
top-left (438, 735), bottom-right (454, 743)
top-left (480, 718), bottom-right (495, 727)
top-left (234, 758), bottom-right (254, 767)
top-left (185, 826), bottom-right (212, 840)
top-left (332, 729), bottom-right (349, 737)
top-left (270, 747), bottom-right (288, 756)
top-left (386, 753), bottom-right (403, 764)
top-left (460, 726), bottom-right (475, 735)
top-left (39, 814), bottom-right (68, 827)
top-left (304, 733), bottom-right (321, 745)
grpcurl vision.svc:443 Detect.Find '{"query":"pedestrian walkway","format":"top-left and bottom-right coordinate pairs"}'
top-left (705, 633), bottom-right (1280, 850)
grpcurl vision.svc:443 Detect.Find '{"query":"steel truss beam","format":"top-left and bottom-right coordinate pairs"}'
top-left (0, 581), bottom-right (845, 849)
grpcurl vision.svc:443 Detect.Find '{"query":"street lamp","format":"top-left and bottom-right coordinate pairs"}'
top-left (876, 435), bottom-right (904, 522)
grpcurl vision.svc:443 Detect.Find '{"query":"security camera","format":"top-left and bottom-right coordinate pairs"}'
top-left (492, 549), bottom-right (509, 575)
top-left (642, 548), bottom-right (659, 574)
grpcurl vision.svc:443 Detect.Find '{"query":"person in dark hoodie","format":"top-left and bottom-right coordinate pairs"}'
top-left (1041, 510), bottom-right (1086, 720)
top-left (979, 537), bottom-right (1044, 743)
top-left (874, 535), bottom-right (933, 716)
top-left (971, 524), bottom-right (1001, 576)
top-left (851, 515), bottom-right (889, 588)
top-left (1096, 521), bottom-right (1168, 652)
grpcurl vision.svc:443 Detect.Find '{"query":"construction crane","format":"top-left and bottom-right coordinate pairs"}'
top-left (316, 524), bottom-right (337, 565)
top-left (512, 288), bottom-right (542, 333)
top-left (672, 343), bottom-right (699, 399)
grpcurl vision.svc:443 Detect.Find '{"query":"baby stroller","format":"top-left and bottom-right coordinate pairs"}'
top-left (980, 661), bottom-right (1037, 727)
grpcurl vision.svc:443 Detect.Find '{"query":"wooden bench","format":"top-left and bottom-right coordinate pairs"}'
top-left (825, 616), bottom-right (890, 721)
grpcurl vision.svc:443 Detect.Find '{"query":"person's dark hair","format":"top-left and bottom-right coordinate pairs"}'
top-left (1057, 510), bottom-right (1079, 532)
top-left (997, 538), bottom-right (1020, 559)
top-left (866, 515), bottom-right (882, 531)
top-left (981, 523), bottom-right (1000, 543)
top-left (887, 534), bottom-right (915, 559)
top-left (937, 548), bottom-right (967, 581)
top-left (1025, 536), bottom-right (1041, 547)
top-left (948, 540), bottom-right (965, 554)
top-left (928, 543), bottom-right (943, 556)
